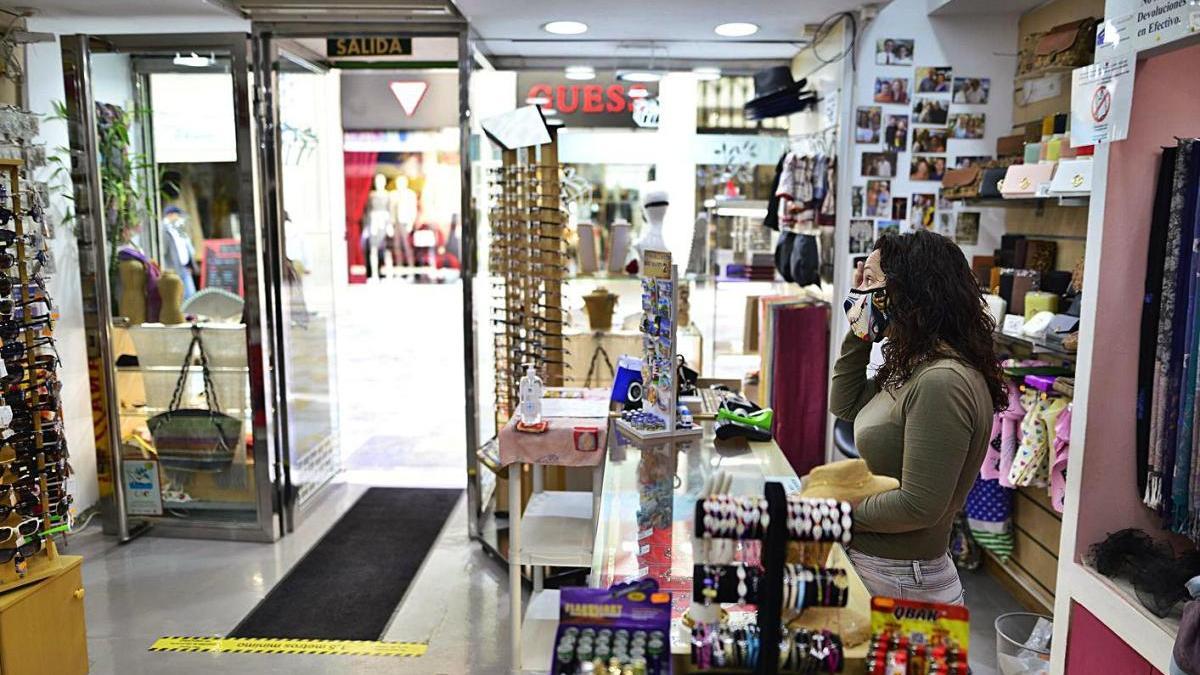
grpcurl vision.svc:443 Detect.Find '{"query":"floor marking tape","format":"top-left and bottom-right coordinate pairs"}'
top-left (149, 636), bottom-right (427, 657)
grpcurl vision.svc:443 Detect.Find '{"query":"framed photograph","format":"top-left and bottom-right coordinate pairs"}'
top-left (954, 155), bottom-right (992, 169)
top-left (862, 151), bottom-right (899, 178)
top-left (852, 186), bottom-right (864, 217)
top-left (912, 128), bottom-right (948, 154)
top-left (912, 193), bottom-right (936, 230)
top-left (915, 67), bottom-right (952, 93)
top-left (875, 38), bottom-right (915, 66)
top-left (912, 98), bottom-right (949, 125)
top-left (855, 106), bottom-right (882, 143)
top-left (873, 77), bottom-right (911, 105)
top-left (936, 213), bottom-right (956, 238)
top-left (892, 196), bottom-right (908, 221)
top-left (910, 156), bottom-right (947, 182)
top-left (949, 113), bottom-right (986, 139)
top-left (937, 189), bottom-right (953, 210)
top-left (850, 220), bottom-right (875, 254)
top-left (883, 114), bottom-right (909, 151)
top-left (877, 220), bottom-right (902, 237)
top-left (865, 180), bottom-right (892, 218)
top-left (956, 212), bottom-right (981, 245)
top-left (952, 77), bottom-right (990, 104)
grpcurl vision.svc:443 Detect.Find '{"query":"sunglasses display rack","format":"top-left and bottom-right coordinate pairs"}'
top-left (488, 131), bottom-right (567, 424)
top-left (0, 158), bottom-right (68, 592)
top-left (614, 250), bottom-right (703, 442)
top-left (690, 483), bottom-right (856, 674)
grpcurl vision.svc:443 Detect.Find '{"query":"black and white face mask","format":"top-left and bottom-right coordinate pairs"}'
top-left (843, 287), bottom-right (890, 343)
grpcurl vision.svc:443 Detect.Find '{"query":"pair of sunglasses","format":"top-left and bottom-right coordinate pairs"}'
top-left (0, 316), bottom-right (52, 343)
top-left (1, 336), bottom-right (56, 362)
top-left (0, 516), bottom-right (39, 541)
top-left (0, 533), bottom-right (41, 563)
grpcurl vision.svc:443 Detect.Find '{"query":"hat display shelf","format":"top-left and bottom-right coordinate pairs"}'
top-left (0, 158), bottom-right (66, 592)
top-left (691, 483), bottom-right (856, 674)
top-left (487, 126), bottom-right (566, 427)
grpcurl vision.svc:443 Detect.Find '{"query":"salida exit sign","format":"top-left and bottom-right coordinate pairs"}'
top-left (327, 37), bottom-right (413, 57)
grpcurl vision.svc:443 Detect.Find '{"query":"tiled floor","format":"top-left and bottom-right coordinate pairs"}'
top-left (68, 282), bottom-right (1031, 673)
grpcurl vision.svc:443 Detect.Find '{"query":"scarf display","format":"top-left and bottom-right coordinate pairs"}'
top-left (1143, 139), bottom-right (1200, 543)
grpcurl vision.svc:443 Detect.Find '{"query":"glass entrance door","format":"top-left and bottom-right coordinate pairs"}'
top-left (60, 33), bottom-right (280, 541)
top-left (253, 37), bottom-right (342, 532)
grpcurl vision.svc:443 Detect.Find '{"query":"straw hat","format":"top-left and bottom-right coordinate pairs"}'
top-left (801, 459), bottom-right (899, 501)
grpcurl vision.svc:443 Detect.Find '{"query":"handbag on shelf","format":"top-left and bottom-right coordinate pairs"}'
top-left (979, 167), bottom-right (1010, 199)
top-left (941, 165), bottom-right (983, 200)
top-left (1033, 18), bottom-right (1099, 72)
top-left (996, 134), bottom-right (1025, 159)
top-left (147, 324), bottom-right (242, 473)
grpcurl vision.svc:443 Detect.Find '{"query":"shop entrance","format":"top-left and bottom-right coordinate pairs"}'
top-left (253, 26), bottom-right (476, 519)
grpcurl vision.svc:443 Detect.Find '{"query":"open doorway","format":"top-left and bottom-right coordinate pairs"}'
top-left (271, 39), bottom-right (467, 492)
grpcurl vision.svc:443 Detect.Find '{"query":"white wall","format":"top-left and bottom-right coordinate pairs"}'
top-left (839, 0), bottom-right (1020, 321)
top-left (25, 16), bottom-right (250, 514)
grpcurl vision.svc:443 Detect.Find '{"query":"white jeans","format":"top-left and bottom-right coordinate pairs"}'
top-left (847, 548), bottom-right (966, 605)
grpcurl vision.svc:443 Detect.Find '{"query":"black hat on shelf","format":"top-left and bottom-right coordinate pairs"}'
top-left (744, 65), bottom-right (817, 120)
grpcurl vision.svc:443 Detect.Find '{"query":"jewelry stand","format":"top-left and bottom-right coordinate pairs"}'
top-left (692, 483), bottom-right (853, 674)
top-left (0, 158), bottom-right (64, 592)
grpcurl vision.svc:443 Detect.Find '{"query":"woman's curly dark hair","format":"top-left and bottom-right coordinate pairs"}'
top-left (874, 230), bottom-right (1008, 412)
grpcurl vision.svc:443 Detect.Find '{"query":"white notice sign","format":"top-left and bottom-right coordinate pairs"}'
top-left (1070, 56), bottom-right (1135, 147)
top-left (123, 460), bottom-right (163, 516)
top-left (1101, 0), bottom-right (1200, 55)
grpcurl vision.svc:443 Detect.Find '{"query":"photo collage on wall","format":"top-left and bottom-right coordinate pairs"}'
top-left (856, 38), bottom-right (988, 250)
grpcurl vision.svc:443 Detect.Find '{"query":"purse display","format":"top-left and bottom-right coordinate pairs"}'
top-left (1033, 18), bottom-right (1099, 72)
top-left (1001, 163), bottom-right (1056, 199)
top-left (979, 166), bottom-right (1010, 199)
top-left (996, 134), bottom-right (1025, 159)
top-left (1049, 158), bottom-right (1094, 196)
top-left (147, 325), bottom-right (243, 472)
top-left (941, 165), bottom-right (982, 199)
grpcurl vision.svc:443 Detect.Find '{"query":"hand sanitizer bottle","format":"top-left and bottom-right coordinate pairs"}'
top-left (518, 364), bottom-right (544, 425)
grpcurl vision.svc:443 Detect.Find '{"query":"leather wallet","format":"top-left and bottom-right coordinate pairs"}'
top-left (1049, 158), bottom-right (1093, 196)
top-left (979, 167), bottom-right (1009, 199)
top-left (1025, 239), bottom-right (1058, 274)
top-left (1001, 163), bottom-right (1056, 198)
top-left (997, 134), bottom-right (1025, 158)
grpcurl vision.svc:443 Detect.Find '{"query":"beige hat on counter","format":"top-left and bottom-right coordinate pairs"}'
top-left (801, 459), bottom-right (899, 501)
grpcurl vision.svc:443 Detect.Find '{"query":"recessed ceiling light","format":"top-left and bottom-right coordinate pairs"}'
top-left (693, 67), bottom-right (722, 81)
top-left (543, 20), bottom-right (588, 35)
top-left (564, 65), bottom-right (595, 80)
top-left (618, 70), bottom-right (662, 83)
top-left (714, 22), bottom-right (759, 37)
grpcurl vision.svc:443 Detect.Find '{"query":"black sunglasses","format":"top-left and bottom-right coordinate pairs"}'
top-left (0, 534), bottom-right (41, 564)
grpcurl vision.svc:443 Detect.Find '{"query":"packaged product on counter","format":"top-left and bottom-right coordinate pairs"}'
top-left (868, 597), bottom-right (969, 674)
top-left (551, 580), bottom-right (672, 675)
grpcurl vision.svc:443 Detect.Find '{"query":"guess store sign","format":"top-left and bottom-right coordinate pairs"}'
top-left (517, 72), bottom-right (659, 128)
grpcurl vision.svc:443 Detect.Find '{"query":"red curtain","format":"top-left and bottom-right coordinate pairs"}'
top-left (343, 152), bottom-right (378, 284)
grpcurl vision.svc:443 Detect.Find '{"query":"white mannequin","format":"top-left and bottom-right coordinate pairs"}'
top-left (390, 175), bottom-right (418, 271)
top-left (635, 188), bottom-right (670, 263)
top-left (365, 173), bottom-right (392, 280)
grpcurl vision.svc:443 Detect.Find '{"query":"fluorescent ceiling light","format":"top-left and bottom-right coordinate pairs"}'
top-left (564, 65), bottom-right (595, 80)
top-left (173, 52), bottom-right (213, 68)
top-left (693, 67), bottom-right (722, 81)
top-left (541, 107), bottom-right (558, 115)
top-left (543, 20), bottom-right (588, 35)
top-left (526, 95), bottom-right (551, 105)
top-left (546, 117), bottom-right (565, 126)
top-left (627, 86), bottom-right (650, 99)
top-left (714, 22), bottom-right (759, 37)
top-left (618, 70), bottom-right (662, 83)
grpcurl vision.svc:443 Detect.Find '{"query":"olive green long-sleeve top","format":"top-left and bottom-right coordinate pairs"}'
top-left (830, 333), bottom-right (993, 560)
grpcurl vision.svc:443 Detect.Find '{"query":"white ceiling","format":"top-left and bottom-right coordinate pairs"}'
top-left (453, 0), bottom-right (869, 62)
top-left (21, 0), bottom-right (232, 18)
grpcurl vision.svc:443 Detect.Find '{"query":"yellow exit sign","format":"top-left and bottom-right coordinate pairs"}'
top-left (327, 37), bottom-right (412, 57)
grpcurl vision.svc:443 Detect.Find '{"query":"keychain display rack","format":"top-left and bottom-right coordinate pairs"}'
top-left (691, 483), bottom-right (854, 674)
top-left (614, 251), bottom-right (702, 441)
top-left (0, 158), bottom-right (69, 592)
top-left (488, 131), bottom-right (567, 425)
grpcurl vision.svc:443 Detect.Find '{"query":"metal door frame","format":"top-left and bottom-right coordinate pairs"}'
top-left (60, 33), bottom-right (281, 542)
top-left (248, 19), bottom-right (480, 535)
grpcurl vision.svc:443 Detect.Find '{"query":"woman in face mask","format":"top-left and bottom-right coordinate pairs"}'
top-left (831, 230), bottom-right (1007, 605)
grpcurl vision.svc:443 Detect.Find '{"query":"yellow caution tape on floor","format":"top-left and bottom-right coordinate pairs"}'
top-left (149, 636), bottom-right (427, 657)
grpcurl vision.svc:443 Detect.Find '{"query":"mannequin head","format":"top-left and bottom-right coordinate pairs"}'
top-left (642, 188), bottom-right (669, 226)
top-left (374, 173), bottom-right (387, 191)
top-left (394, 175), bottom-right (409, 191)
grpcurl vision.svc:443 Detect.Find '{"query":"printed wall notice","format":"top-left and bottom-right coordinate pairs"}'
top-left (1070, 56), bottom-right (1135, 147)
top-left (123, 460), bottom-right (163, 516)
top-left (1101, 0), bottom-right (1200, 55)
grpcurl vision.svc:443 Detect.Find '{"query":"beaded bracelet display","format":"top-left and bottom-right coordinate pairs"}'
top-left (785, 496), bottom-right (853, 544)
top-left (690, 623), bottom-right (843, 673)
top-left (698, 495), bottom-right (771, 539)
